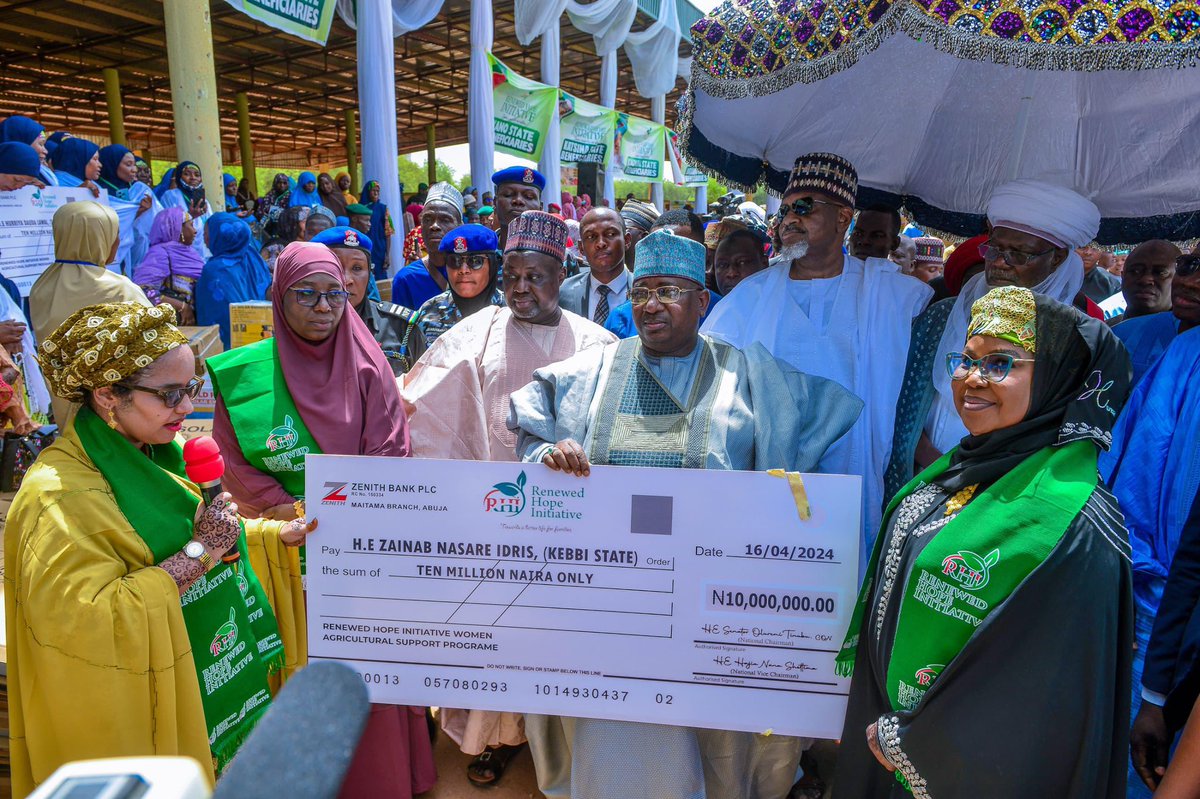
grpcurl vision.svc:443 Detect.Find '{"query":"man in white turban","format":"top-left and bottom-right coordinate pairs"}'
top-left (884, 179), bottom-right (1105, 501)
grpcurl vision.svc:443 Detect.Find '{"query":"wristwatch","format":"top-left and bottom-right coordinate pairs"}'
top-left (184, 540), bottom-right (214, 571)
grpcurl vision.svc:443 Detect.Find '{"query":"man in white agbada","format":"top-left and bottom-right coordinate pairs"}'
top-left (508, 229), bottom-right (862, 799)
top-left (400, 210), bottom-right (613, 784)
top-left (700, 152), bottom-right (931, 564)
top-left (883, 179), bottom-right (1103, 503)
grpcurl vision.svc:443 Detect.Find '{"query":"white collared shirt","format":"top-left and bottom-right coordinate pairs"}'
top-left (589, 268), bottom-right (630, 316)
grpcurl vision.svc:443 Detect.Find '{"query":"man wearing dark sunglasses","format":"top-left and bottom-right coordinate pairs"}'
top-left (701, 152), bottom-right (932, 565)
top-left (1114, 245), bottom-right (1200, 385)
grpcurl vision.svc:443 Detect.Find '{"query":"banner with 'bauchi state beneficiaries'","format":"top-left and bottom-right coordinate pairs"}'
top-left (611, 113), bottom-right (665, 184)
top-left (559, 92), bottom-right (618, 167)
top-left (490, 54), bottom-right (558, 161)
top-left (223, 0), bottom-right (335, 46)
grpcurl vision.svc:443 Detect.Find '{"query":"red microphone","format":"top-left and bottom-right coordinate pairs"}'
top-left (183, 436), bottom-right (239, 563)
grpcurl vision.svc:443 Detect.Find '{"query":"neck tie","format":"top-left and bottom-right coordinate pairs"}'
top-left (594, 284), bottom-right (611, 325)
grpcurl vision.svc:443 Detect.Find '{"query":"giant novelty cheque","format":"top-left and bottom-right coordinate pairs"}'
top-left (307, 457), bottom-right (862, 738)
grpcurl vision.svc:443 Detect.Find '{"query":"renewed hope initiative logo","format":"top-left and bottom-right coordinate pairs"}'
top-left (484, 471), bottom-right (527, 516)
top-left (941, 548), bottom-right (1000, 591)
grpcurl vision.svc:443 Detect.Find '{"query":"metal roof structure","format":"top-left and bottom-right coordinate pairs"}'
top-left (0, 0), bottom-right (696, 168)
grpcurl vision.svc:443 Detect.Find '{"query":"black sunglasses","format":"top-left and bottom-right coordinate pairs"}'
top-left (119, 377), bottom-right (204, 408)
top-left (1176, 255), bottom-right (1200, 277)
top-left (774, 196), bottom-right (841, 222)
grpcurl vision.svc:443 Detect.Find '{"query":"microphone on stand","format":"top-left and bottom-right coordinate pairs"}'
top-left (183, 436), bottom-right (239, 563)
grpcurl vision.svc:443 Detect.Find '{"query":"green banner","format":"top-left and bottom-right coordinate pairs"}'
top-left (559, 92), bottom-right (618, 168)
top-left (223, 0), bottom-right (335, 45)
top-left (612, 113), bottom-right (665, 184)
top-left (490, 54), bottom-right (558, 161)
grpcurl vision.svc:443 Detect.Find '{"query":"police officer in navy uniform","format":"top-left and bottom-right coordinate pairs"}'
top-left (491, 166), bottom-right (545, 252)
top-left (310, 226), bottom-right (427, 375)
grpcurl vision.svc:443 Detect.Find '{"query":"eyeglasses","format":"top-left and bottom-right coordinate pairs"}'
top-left (448, 254), bottom-right (491, 271)
top-left (1176, 255), bottom-right (1200, 277)
top-left (946, 352), bottom-right (1035, 383)
top-left (119, 377), bottom-right (204, 408)
top-left (629, 285), bottom-right (702, 306)
top-left (290, 288), bottom-right (349, 308)
top-left (978, 242), bottom-right (1055, 267)
top-left (774, 196), bottom-right (841, 223)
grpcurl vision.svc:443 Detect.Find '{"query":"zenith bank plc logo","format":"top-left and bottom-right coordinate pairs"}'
top-left (322, 481), bottom-right (350, 504)
top-left (484, 471), bottom-right (527, 516)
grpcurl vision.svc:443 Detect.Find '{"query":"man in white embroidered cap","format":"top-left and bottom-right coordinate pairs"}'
top-left (884, 179), bottom-right (1107, 511)
top-left (701, 152), bottom-right (932, 569)
top-left (508, 229), bottom-right (862, 799)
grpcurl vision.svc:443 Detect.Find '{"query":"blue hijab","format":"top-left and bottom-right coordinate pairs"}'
top-left (288, 171), bottom-right (321, 207)
top-left (98, 144), bottom-right (133, 195)
top-left (0, 142), bottom-right (43, 179)
top-left (0, 115), bottom-right (43, 145)
top-left (195, 213), bottom-right (272, 346)
top-left (45, 131), bottom-right (70, 164)
top-left (154, 167), bottom-right (176, 200)
top-left (173, 160), bottom-right (203, 205)
top-left (53, 137), bottom-right (100, 182)
top-left (360, 179), bottom-right (389, 271)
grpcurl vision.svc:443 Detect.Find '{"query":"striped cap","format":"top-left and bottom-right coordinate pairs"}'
top-left (784, 152), bottom-right (857, 207)
top-left (504, 211), bottom-right (567, 262)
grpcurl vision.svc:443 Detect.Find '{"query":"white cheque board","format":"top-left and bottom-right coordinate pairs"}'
top-left (306, 457), bottom-right (861, 738)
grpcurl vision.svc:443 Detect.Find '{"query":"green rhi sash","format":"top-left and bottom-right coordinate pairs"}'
top-left (74, 407), bottom-right (284, 770)
top-left (207, 339), bottom-right (322, 498)
top-left (836, 442), bottom-right (1096, 793)
top-left (837, 441), bottom-right (1096, 704)
top-left (208, 339), bottom-right (322, 576)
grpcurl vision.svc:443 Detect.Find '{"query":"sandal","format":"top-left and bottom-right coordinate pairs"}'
top-left (466, 743), bottom-right (525, 787)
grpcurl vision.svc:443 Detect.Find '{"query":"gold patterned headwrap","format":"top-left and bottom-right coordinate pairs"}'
top-left (40, 302), bottom-right (189, 400)
top-left (968, 286), bottom-right (1038, 353)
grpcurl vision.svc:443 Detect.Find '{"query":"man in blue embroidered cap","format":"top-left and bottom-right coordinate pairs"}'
top-left (400, 211), bottom-right (615, 785)
top-left (509, 228), bottom-right (862, 799)
top-left (311, 225), bottom-right (425, 375)
top-left (702, 151), bottom-right (932, 565)
top-left (491, 166), bottom-right (546, 250)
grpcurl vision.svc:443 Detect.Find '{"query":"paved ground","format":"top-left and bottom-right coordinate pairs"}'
top-left (426, 735), bottom-right (544, 799)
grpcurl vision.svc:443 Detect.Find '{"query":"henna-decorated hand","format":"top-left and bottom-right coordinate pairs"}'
top-left (192, 492), bottom-right (241, 557)
top-left (280, 517), bottom-right (318, 547)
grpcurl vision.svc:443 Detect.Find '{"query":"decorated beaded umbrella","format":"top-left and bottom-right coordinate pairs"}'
top-left (678, 0), bottom-right (1200, 244)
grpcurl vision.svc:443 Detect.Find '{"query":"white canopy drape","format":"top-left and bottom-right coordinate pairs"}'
top-left (335, 0), bottom-right (445, 36)
top-left (354, 0), bottom-right (403, 271)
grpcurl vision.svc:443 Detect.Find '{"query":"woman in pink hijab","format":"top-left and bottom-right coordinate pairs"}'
top-left (208, 242), bottom-right (436, 799)
top-left (210, 241), bottom-right (410, 516)
top-left (559, 190), bottom-right (577, 221)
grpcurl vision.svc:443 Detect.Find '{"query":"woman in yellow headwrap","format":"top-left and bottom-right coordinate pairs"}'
top-left (5, 302), bottom-right (313, 798)
top-left (28, 201), bottom-right (150, 423)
